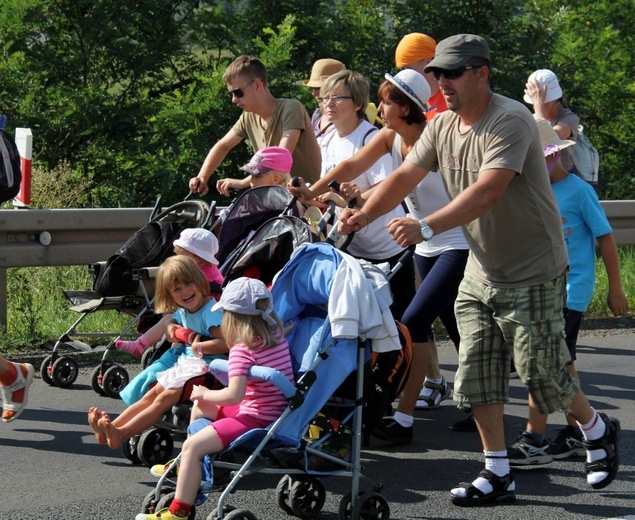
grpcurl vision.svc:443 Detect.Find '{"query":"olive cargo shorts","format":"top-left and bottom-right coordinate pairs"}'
top-left (453, 272), bottom-right (579, 415)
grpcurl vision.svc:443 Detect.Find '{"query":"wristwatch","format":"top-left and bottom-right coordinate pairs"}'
top-left (419, 218), bottom-right (434, 241)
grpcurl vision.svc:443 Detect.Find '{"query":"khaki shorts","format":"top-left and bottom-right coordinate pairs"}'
top-left (453, 272), bottom-right (579, 415)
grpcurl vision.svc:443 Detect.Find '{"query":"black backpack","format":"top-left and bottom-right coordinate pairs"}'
top-left (93, 219), bottom-right (181, 296)
top-left (0, 129), bottom-right (22, 203)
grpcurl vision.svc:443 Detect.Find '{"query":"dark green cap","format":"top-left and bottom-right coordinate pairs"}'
top-left (424, 34), bottom-right (490, 72)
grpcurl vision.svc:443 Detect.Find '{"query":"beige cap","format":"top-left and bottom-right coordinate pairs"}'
top-left (303, 59), bottom-right (346, 88)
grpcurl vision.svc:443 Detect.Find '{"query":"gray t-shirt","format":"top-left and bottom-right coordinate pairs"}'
top-left (551, 108), bottom-right (579, 173)
top-left (407, 93), bottom-right (568, 288)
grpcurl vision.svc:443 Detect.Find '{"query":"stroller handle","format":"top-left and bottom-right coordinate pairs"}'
top-left (387, 244), bottom-right (415, 281)
top-left (323, 181), bottom-right (356, 252)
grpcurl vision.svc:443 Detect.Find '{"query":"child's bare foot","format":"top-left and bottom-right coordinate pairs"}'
top-left (97, 411), bottom-right (125, 450)
top-left (88, 407), bottom-right (107, 444)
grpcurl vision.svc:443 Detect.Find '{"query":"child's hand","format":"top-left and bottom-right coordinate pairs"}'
top-left (173, 327), bottom-right (196, 345)
top-left (283, 320), bottom-right (294, 336)
top-left (190, 384), bottom-right (207, 402)
top-left (192, 334), bottom-right (204, 358)
top-left (607, 288), bottom-right (628, 316)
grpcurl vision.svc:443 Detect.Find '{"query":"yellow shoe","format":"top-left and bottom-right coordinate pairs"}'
top-left (135, 507), bottom-right (187, 520)
top-left (150, 459), bottom-right (178, 478)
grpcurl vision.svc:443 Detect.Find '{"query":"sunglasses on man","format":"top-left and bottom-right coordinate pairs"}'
top-left (430, 65), bottom-right (484, 81)
top-left (229, 78), bottom-right (256, 98)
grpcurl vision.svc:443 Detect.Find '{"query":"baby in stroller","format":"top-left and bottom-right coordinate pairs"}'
top-left (88, 256), bottom-right (227, 450)
top-left (115, 228), bottom-right (224, 359)
top-left (216, 146), bottom-right (292, 195)
top-left (136, 277), bottom-right (294, 520)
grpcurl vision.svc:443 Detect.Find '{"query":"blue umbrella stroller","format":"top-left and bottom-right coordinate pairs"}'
top-left (140, 242), bottom-right (410, 520)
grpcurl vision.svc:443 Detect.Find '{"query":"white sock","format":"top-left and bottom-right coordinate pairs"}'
top-left (579, 410), bottom-right (606, 441)
top-left (578, 411), bottom-right (609, 486)
top-left (392, 411), bottom-right (413, 428)
top-left (484, 450), bottom-right (510, 477)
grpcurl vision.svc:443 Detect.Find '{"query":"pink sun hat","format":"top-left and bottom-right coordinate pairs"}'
top-left (240, 146), bottom-right (293, 176)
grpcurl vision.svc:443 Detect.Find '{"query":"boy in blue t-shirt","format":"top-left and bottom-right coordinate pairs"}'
top-left (508, 117), bottom-right (628, 466)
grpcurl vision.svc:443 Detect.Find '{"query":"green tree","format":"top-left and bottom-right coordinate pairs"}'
top-left (1, 0), bottom-right (634, 206)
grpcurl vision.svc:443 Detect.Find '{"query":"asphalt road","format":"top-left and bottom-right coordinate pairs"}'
top-left (2, 328), bottom-right (634, 520)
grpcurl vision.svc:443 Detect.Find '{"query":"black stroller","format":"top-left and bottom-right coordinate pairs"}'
top-left (40, 197), bottom-right (214, 396)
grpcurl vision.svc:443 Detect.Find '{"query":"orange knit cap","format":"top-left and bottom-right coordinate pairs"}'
top-left (395, 33), bottom-right (437, 68)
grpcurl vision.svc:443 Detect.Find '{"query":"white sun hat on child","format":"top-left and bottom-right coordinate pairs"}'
top-left (173, 228), bottom-right (219, 265)
top-left (212, 277), bottom-right (277, 325)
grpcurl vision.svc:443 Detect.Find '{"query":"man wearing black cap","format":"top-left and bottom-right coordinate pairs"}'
top-left (338, 34), bottom-right (620, 505)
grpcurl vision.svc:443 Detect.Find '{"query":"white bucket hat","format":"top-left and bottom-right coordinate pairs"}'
top-left (173, 228), bottom-right (219, 265)
top-left (212, 277), bottom-right (277, 326)
top-left (384, 69), bottom-right (431, 112)
top-left (524, 69), bottom-right (563, 104)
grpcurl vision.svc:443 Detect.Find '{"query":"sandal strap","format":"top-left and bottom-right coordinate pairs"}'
top-left (2, 364), bottom-right (26, 393)
top-left (422, 376), bottom-right (446, 390)
top-left (419, 378), bottom-right (449, 407)
top-left (583, 414), bottom-right (620, 452)
top-left (456, 469), bottom-right (514, 498)
top-left (586, 455), bottom-right (617, 473)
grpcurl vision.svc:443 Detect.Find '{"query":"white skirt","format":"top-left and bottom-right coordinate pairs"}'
top-left (156, 355), bottom-right (209, 389)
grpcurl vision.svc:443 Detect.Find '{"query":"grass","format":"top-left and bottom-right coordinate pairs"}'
top-left (1, 247), bottom-right (633, 357)
top-left (586, 245), bottom-right (635, 317)
top-left (0, 265), bottom-right (132, 357)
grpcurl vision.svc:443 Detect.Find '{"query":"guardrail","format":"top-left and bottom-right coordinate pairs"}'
top-left (0, 200), bottom-right (633, 326)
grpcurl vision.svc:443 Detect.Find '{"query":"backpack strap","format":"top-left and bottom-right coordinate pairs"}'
top-left (362, 126), bottom-right (379, 146)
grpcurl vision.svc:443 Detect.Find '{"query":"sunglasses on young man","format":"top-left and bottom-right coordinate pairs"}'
top-left (431, 65), bottom-right (483, 81)
top-left (229, 78), bottom-right (256, 98)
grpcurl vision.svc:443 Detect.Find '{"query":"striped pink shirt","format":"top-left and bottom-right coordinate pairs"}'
top-left (228, 329), bottom-right (294, 422)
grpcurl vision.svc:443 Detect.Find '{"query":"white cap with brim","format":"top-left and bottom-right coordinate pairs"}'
top-left (212, 277), bottom-right (277, 326)
top-left (173, 228), bottom-right (219, 265)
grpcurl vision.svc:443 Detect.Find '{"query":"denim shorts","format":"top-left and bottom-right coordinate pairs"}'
top-left (453, 271), bottom-right (579, 415)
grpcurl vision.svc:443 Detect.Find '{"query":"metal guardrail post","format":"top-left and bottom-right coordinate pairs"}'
top-left (0, 207), bottom-right (152, 326)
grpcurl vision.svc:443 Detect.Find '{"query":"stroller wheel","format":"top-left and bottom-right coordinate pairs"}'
top-left (275, 475), bottom-right (295, 515)
top-left (157, 491), bottom-right (196, 519)
top-left (140, 347), bottom-right (154, 370)
top-left (102, 365), bottom-right (130, 398)
top-left (51, 356), bottom-right (79, 388)
top-left (141, 486), bottom-right (175, 515)
top-left (207, 506), bottom-right (236, 520)
top-left (351, 492), bottom-right (390, 520)
top-left (223, 509), bottom-right (258, 520)
top-left (338, 491), bottom-right (364, 520)
top-left (289, 477), bottom-right (326, 518)
top-left (40, 355), bottom-right (55, 386)
top-left (138, 427), bottom-right (174, 467)
top-left (121, 435), bottom-right (142, 464)
top-left (90, 365), bottom-right (107, 396)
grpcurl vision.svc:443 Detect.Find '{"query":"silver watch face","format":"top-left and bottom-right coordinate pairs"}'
top-left (420, 222), bottom-right (433, 241)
